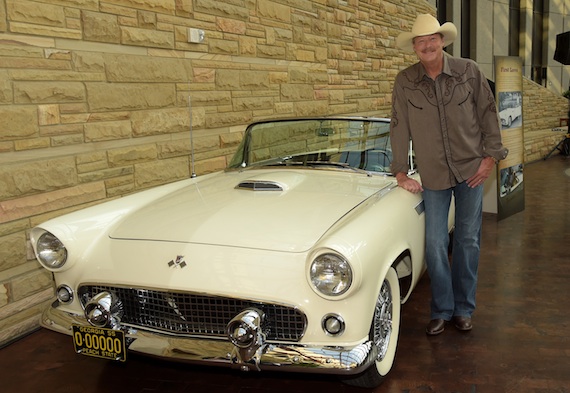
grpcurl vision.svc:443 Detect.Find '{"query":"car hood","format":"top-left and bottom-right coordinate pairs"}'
top-left (109, 169), bottom-right (394, 252)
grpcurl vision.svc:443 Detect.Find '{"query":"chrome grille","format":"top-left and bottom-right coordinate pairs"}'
top-left (78, 285), bottom-right (306, 342)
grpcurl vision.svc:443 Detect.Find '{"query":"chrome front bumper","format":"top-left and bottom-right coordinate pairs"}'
top-left (41, 301), bottom-right (376, 375)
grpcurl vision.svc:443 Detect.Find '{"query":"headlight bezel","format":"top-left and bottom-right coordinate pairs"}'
top-left (309, 251), bottom-right (353, 298)
top-left (35, 231), bottom-right (68, 270)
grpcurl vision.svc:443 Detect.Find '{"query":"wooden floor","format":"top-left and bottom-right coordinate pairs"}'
top-left (1, 155), bottom-right (569, 393)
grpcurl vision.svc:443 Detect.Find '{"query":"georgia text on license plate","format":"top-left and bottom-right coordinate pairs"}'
top-left (72, 324), bottom-right (126, 362)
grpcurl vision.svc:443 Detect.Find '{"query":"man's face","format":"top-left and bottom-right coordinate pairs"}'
top-left (412, 33), bottom-right (444, 64)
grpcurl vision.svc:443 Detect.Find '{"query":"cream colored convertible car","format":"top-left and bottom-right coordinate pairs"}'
top-left (31, 117), bottom-right (454, 388)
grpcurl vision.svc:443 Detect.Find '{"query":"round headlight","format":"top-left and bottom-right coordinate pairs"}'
top-left (310, 253), bottom-right (352, 296)
top-left (36, 231), bottom-right (68, 269)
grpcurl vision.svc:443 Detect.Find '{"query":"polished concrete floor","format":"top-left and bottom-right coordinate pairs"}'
top-left (1, 154), bottom-right (569, 393)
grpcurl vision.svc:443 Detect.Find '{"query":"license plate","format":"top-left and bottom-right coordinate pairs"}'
top-left (72, 324), bottom-right (126, 362)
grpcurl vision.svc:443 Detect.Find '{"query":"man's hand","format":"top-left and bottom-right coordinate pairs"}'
top-left (467, 156), bottom-right (496, 188)
top-left (395, 172), bottom-right (423, 194)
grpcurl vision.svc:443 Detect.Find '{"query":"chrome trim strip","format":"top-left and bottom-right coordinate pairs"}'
top-left (41, 302), bottom-right (375, 375)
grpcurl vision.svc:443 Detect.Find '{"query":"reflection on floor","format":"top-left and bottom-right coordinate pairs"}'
top-left (1, 155), bottom-right (569, 393)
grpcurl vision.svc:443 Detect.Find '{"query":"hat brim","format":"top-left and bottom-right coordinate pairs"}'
top-left (396, 23), bottom-right (457, 52)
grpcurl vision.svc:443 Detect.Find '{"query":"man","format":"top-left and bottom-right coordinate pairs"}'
top-left (390, 14), bottom-right (508, 336)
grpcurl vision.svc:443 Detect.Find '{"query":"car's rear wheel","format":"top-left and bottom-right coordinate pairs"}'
top-left (343, 266), bottom-right (401, 388)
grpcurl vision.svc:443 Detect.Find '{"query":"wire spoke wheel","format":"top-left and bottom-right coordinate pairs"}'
top-left (343, 266), bottom-right (401, 388)
top-left (373, 276), bottom-right (393, 361)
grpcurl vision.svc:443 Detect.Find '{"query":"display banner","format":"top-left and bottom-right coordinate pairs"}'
top-left (494, 56), bottom-right (524, 220)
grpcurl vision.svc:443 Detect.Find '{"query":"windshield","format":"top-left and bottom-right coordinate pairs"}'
top-left (228, 118), bottom-right (396, 174)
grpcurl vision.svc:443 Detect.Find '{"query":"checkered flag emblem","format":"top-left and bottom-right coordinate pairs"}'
top-left (168, 255), bottom-right (187, 268)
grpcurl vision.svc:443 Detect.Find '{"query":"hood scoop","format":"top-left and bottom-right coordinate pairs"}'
top-left (234, 171), bottom-right (307, 192)
top-left (236, 180), bottom-right (284, 191)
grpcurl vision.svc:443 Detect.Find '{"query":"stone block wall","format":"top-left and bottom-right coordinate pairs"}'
top-left (0, 0), bottom-right (567, 347)
top-left (522, 77), bottom-right (569, 162)
top-left (0, 0), bottom-right (435, 346)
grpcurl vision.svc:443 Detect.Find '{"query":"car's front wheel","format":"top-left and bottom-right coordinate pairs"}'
top-left (343, 266), bottom-right (401, 388)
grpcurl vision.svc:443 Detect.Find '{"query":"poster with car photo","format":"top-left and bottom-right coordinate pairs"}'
top-left (498, 91), bottom-right (522, 129)
top-left (495, 56), bottom-right (525, 220)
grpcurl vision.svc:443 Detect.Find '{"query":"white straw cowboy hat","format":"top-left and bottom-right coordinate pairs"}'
top-left (396, 14), bottom-right (457, 52)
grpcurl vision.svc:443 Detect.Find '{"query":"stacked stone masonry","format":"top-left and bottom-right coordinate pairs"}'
top-left (0, 0), bottom-right (567, 346)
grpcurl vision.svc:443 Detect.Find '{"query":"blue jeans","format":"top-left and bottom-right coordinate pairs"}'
top-left (423, 182), bottom-right (483, 320)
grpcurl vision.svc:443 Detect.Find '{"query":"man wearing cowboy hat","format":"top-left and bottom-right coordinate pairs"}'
top-left (390, 14), bottom-right (508, 336)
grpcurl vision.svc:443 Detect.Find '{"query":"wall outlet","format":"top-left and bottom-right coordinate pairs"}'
top-left (188, 28), bottom-right (205, 43)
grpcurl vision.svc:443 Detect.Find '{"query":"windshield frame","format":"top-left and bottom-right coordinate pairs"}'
top-left (227, 117), bottom-right (415, 176)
